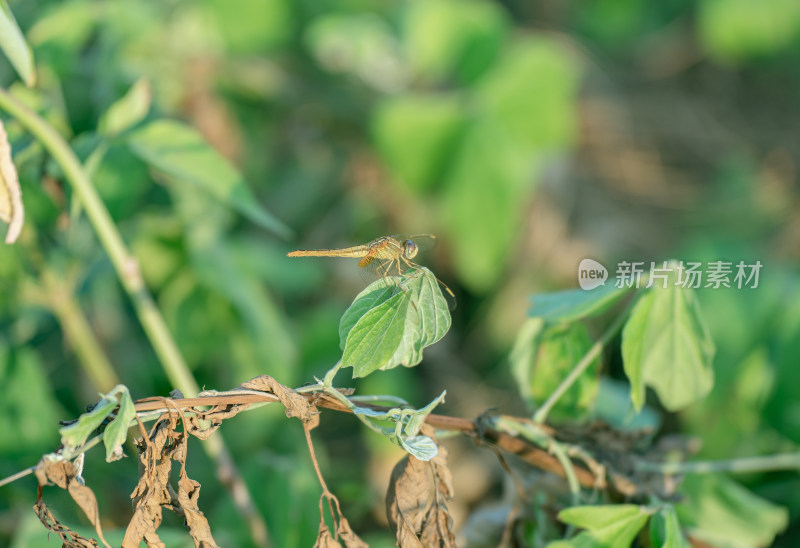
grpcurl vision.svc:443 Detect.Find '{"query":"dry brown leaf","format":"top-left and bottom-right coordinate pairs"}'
top-left (123, 414), bottom-right (180, 547)
top-left (0, 119), bottom-right (24, 244)
top-left (240, 375), bottom-right (320, 428)
top-left (337, 516), bottom-right (369, 548)
top-left (34, 499), bottom-right (99, 548)
top-left (313, 522), bottom-right (344, 548)
top-left (386, 427), bottom-right (456, 548)
top-left (177, 466), bottom-right (219, 547)
top-left (123, 409), bottom-right (218, 547)
top-left (34, 458), bottom-right (110, 547)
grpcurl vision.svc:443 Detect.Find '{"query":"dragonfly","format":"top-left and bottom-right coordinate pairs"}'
top-left (287, 235), bottom-right (456, 309)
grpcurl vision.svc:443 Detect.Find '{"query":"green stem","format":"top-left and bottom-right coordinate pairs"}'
top-left (635, 452), bottom-right (800, 475)
top-left (533, 293), bottom-right (640, 424)
top-left (41, 270), bottom-right (120, 392)
top-left (0, 87), bottom-right (196, 394)
top-left (0, 87), bottom-right (270, 547)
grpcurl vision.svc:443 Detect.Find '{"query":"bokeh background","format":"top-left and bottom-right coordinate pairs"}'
top-left (1, 0), bottom-right (800, 546)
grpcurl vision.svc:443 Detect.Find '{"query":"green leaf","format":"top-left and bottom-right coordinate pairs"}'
top-left (699, 0), bottom-right (800, 63)
top-left (398, 435), bottom-right (439, 461)
top-left (511, 319), bottom-right (599, 419)
top-left (373, 93), bottom-right (466, 193)
top-left (476, 36), bottom-right (579, 150)
top-left (529, 283), bottom-right (631, 324)
top-left (343, 291), bottom-right (410, 377)
top-left (555, 504), bottom-right (652, 548)
top-left (403, 0), bottom-right (509, 83)
top-left (403, 390), bottom-right (446, 438)
top-left (442, 120), bottom-right (539, 291)
top-left (676, 474), bottom-right (788, 547)
top-left (0, 0), bottom-right (35, 86)
top-left (622, 268), bottom-right (715, 411)
top-left (127, 120), bottom-right (291, 239)
top-left (649, 506), bottom-right (690, 548)
top-left (98, 78), bottom-right (152, 137)
top-left (59, 394), bottom-right (119, 451)
top-left (101, 385), bottom-right (136, 463)
top-left (341, 268), bottom-right (451, 377)
top-left (339, 283), bottom-right (398, 348)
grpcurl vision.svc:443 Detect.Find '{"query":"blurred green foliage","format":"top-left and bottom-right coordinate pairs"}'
top-left (1, 0), bottom-right (800, 546)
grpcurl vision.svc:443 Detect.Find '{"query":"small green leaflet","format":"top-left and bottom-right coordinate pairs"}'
top-left (59, 385), bottom-right (137, 462)
top-left (353, 390), bottom-right (446, 461)
top-left (528, 282), bottom-right (630, 324)
top-left (340, 268), bottom-right (451, 378)
top-left (622, 267), bottom-right (715, 411)
top-left (549, 504), bottom-right (652, 548)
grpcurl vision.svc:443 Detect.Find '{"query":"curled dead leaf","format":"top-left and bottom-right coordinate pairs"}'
top-left (240, 375), bottom-right (320, 428)
top-left (123, 410), bottom-right (218, 548)
top-left (0, 119), bottom-right (24, 243)
top-left (34, 499), bottom-right (99, 548)
top-left (34, 457), bottom-right (110, 548)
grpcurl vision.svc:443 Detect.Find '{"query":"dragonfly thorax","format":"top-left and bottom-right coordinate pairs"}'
top-left (403, 239), bottom-right (418, 260)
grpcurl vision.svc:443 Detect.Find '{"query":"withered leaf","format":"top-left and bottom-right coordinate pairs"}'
top-left (240, 375), bottom-right (319, 428)
top-left (123, 415), bottom-right (180, 547)
top-left (34, 499), bottom-right (99, 548)
top-left (34, 458), bottom-right (110, 547)
top-left (386, 428), bottom-right (456, 548)
top-left (177, 467), bottom-right (219, 547)
top-left (0, 119), bottom-right (23, 244)
top-left (337, 516), bottom-right (369, 548)
top-left (313, 522), bottom-right (343, 548)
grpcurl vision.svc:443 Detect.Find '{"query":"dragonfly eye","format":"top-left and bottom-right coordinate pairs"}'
top-left (404, 240), bottom-right (418, 259)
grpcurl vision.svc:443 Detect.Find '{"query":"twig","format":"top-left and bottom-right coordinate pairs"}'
top-left (635, 452), bottom-right (800, 475)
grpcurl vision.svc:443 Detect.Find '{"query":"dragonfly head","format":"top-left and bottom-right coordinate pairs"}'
top-left (403, 239), bottom-right (418, 260)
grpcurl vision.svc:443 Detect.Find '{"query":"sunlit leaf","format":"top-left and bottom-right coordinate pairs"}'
top-left (555, 504), bottom-right (652, 548)
top-left (127, 120), bottom-right (292, 239)
top-left (373, 93), bottom-right (466, 193)
top-left (442, 120), bottom-right (538, 291)
top-left (98, 78), bottom-right (152, 137)
top-left (0, 0), bottom-right (35, 86)
top-left (676, 474), bottom-right (788, 547)
top-left (622, 267), bottom-right (715, 411)
top-left (341, 268), bottom-right (451, 377)
top-left (404, 0), bottom-right (509, 83)
top-left (0, 119), bottom-right (24, 244)
top-left (699, 0), bottom-right (800, 63)
top-left (528, 284), bottom-right (631, 324)
top-left (476, 36), bottom-right (579, 150)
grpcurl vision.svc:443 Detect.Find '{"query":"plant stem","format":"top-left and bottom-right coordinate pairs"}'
top-left (0, 87), bottom-right (270, 547)
top-left (41, 270), bottom-right (120, 392)
top-left (533, 293), bottom-right (640, 424)
top-left (635, 452), bottom-right (800, 475)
